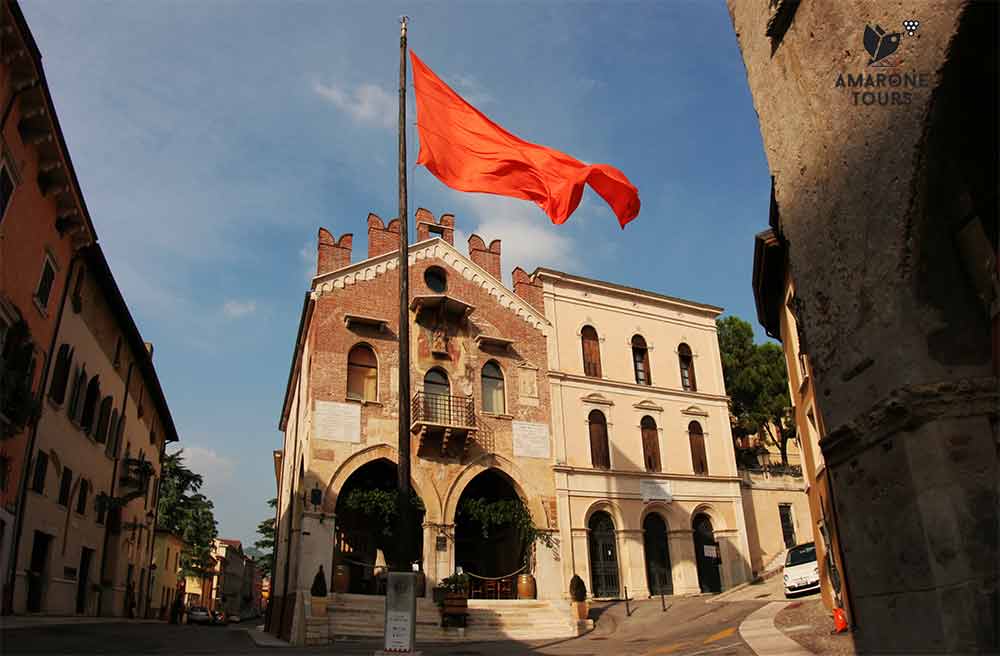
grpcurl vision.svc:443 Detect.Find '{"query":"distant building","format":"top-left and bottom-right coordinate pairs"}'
top-left (150, 530), bottom-right (185, 619)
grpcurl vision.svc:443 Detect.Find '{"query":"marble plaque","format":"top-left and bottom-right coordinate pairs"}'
top-left (313, 400), bottom-right (361, 443)
top-left (640, 479), bottom-right (673, 503)
top-left (512, 421), bottom-right (550, 458)
top-left (383, 572), bottom-right (417, 652)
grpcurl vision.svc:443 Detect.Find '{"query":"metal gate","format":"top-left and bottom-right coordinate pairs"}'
top-left (588, 512), bottom-right (620, 598)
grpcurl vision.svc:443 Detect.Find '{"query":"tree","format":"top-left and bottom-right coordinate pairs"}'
top-left (253, 498), bottom-right (277, 578)
top-left (716, 316), bottom-right (796, 465)
top-left (157, 450), bottom-right (219, 575)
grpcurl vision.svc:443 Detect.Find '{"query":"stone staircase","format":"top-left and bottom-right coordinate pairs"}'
top-left (323, 593), bottom-right (584, 642)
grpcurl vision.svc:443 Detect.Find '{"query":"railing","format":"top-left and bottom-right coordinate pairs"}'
top-left (411, 392), bottom-right (476, 429)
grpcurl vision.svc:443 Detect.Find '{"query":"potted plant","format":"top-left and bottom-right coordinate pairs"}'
top-left (458, 497), bottom-right (554, 599)
top-left (310, 565), bottom-right (328, 617)
top-left (569, 574), bottom-right (588, 620)
top-left (437, 572), bottom-right (469, 627)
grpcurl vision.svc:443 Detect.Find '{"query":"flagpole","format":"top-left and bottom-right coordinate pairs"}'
top-left (396, 15), bottom-right (412, 567)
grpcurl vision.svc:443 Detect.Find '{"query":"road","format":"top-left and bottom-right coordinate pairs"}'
top-left (0, 593), bottom-right (781, 655)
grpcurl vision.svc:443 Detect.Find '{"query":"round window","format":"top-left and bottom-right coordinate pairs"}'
top-left (424, 267), bottom-right (447, 293)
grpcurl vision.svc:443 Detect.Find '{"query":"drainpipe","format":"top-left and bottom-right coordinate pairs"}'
top-left (96, 360), bottom-right (134, 616)
top-left (5, 253), bottom-right (80, 614)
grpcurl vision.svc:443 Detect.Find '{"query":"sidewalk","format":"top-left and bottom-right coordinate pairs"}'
top-left (738, 602), bottom-right (811, 656)
top-left (1, 615), bottom-right (163, 630)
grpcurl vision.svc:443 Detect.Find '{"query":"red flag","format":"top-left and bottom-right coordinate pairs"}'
top-left (410, 51), bottom-right (640, 228)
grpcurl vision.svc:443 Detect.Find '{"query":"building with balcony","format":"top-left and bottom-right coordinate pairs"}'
top-left (532, 268), bottom-right (752, 597)
top-left (271, 209), bottom-right (557, 643)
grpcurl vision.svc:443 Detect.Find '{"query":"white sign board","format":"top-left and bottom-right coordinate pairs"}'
top-left (703, 544), bottom-right (719, 559)
top-left (640, 479), bottom-right (673, 503)
top-left (314, 401), bottom-right (361, 443)
top-left (512, 421), bottom-right (550, 458)
top-left (383, 572), bottom-right (417, 652)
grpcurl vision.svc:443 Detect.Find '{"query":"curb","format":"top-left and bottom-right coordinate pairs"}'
top-left (709, 566), bottom-right (784, 603)
top-left (738, 602), bottom-right (812, 656)
top-left (245, 628), bottom-right (292, 648)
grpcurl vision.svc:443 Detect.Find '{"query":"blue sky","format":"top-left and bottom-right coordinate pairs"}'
top-left (22, 1), bottom-right (769, 547)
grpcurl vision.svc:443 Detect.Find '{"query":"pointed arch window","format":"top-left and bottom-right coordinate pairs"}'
top-left (48, 344), bottom-right (73, 404)
top-left (581, 326), bottom-right (602, 378)
top-left (67, 366), bottom-right (87, 422)
top-left (80, 375), bottom-right (101, 433)
top-left (95, 396), bottom-right (113, 443)
top-left (632, 335), bottom-right (651, 385)
top-left (678, 343), bottom-right (697, 392)
top-left (588, 409), bottom-right (610, 470)
top-left (106, 409), bottom-right (119, 457)
top-left (641, 415), bottom-right (661, 472)
top-left (481, 361), bottom-right (505, 414)
top-left (689, 421), bottom-right (708, 475)
top-left (346, 344), bottom-right (378, 401)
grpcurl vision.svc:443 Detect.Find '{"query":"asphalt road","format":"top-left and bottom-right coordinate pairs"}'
top-left (0, 597), bottom-right (768, 655)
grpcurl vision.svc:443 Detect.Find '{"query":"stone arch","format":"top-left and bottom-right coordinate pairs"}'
top-left (583, 498), bottom-right (628, 531)
top-left (322, 444), bottom-right (442, 523)
top-left (639, 501), bottom-right (684, 531)
top-left (443, 454), bottom-right (548, 529)
top-left (689, 503), bottom-right (726, 531)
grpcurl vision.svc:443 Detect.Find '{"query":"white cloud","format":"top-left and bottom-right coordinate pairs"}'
top-left (174, 444), bottom-right (235, 484)
top-left (313, 80), bottom-right (395, 128)
top-left (222, 299), bottom-right (257, 318)
top-left (453, 194), bottom-right (579, 284)
top-left (449, 73), bottom-right (494, 107)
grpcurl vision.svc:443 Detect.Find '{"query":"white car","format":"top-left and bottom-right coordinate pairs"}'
top-left (187, 606), bottom-right (212, 624)
top-left (783, 542), bottom-right (820, 598)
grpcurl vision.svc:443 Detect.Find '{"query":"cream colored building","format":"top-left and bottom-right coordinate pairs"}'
top-left (535, 269), bottom-right (752, 598)
top-left (12, 245), bottom-right (176, 617)
top-left (150, 530), bottom-right (185, 619)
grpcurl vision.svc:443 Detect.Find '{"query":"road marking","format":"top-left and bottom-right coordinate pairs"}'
top-left (644, 641), bottom-right (691, 654)
top-left (702, 626), bottom-right (736, 644)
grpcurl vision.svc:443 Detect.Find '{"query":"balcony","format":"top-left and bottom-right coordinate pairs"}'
top-left (410, 391), bottom-right (478, 454)
top-left (119, 456), bottom-right (153, 502)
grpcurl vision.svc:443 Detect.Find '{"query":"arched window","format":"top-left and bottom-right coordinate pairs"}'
top-left (67, 367), bottom-right (87, 422)
top-left (95, 396), bottom-right (113, 444)
top-left (106, 409), bottom-right (119, 457)
top-left (346, 344), bottom-right (378, 401)
top-left (641, 415), bottom-right (661, 472)
top-left (678, 343), bottom-right (697, 391)
top-left (689, 421), bottom-right (708, 475)
top-left (80, 375), bottom-right (100, 433)
top-left (48, 344), bottom-right (73, 404)
top-left (632, 335), bottom-right (651, 385)
top-left (423, 368), bottom-right (451, 423)
top-left (481, 361), bottom-right (505, 414)
top-left (581, 326), bottom-right (602, 377)
top-left (588, 410), bottom-right (610, 469)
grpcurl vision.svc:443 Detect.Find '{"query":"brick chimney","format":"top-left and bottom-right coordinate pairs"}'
top-left (367, 213), bottom-right (401, 258)
top-left (317, 227), bottom-right (352, 275)
top-left (468, 234), bottom-right (502, 280)
top-left (512, 267), bottom-right (544, 313)
top-left (415, 208), bottom-right (455, 245)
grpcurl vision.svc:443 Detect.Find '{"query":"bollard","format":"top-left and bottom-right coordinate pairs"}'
top-left (624, 586), bottom-right (630, 617)
top-left (661, 590), bottom-right (666, 611)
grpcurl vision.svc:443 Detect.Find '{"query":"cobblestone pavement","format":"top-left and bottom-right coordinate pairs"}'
top-left (1, 597), bottom-right (768, 655)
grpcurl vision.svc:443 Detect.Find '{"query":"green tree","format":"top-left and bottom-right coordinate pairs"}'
top-left (716, 316), bottom-right (796, 464)
top-left (157, 450), bottom-right (219, 575)
top-left (253, 498), bottom-right (277, 578)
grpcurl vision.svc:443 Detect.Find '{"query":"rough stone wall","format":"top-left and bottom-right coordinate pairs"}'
top-left (728, 1), bottom-right (998, 652)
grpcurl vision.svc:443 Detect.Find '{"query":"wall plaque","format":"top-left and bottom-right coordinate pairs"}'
top-left (640, 479), bottom-right (673, 503)
top-left (314, 401), bottom-right (361, 443)
top-left (512, 421), bottom-right (550, 459)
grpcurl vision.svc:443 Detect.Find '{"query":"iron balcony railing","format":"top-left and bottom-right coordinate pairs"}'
top-left (411, 391), bottom-right (476, 429)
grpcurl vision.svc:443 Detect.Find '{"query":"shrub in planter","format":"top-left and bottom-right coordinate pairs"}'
top-left (569, 574), bottom-right (588, 620)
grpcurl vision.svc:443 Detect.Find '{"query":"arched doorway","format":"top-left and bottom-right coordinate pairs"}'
top-left (587, 511), bottom-right (620, 598)
top-left (454, 469), bottom-right (526, 598)
top-left (333, 459), bottom-right (424, 594)
top-left (643, 513), bottom-right (672, 596)
top-left (693, 513), bottom-right (721, 593)
top-left (424, 368), bottom-right (450, 423)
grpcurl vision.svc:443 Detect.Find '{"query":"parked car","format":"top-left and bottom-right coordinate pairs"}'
top-left (187, 606), bottom-right (212, 625)
top-left (783, 542), bottom-right (820, 598)
top-left (228, 614), bottom-right (241, 623)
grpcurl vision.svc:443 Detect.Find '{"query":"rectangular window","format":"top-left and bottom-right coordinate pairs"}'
top-left (31, 451), bottom-right (48, 493)
top-left (58, 467), bottom-right (73, 506)
top-left (34, 256), bottom-right (56, 310)
top-left (0, 455), bottom-right (9, 492)
top-left (0, 163), bottom-right (14, 223)
top-left (76, 479), bottom-right (89, 515)
top-left (96, 493), bottom-right (106, 525)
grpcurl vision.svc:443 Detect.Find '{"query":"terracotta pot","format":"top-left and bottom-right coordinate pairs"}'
top-left (332, 564), bottom-right (350, 593)
top-left (310, 597), bottom-right (327, 617)
top-left (571, 600), bottom-right (589, 620)
top-left (516, 573), bottom-right (536, 599)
